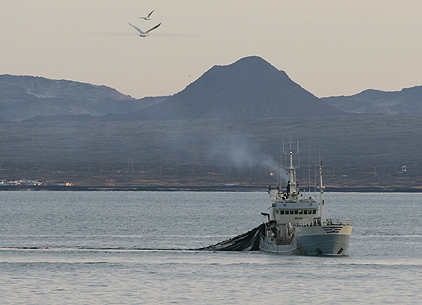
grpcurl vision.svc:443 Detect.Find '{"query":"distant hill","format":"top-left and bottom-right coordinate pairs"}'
top-left (2, 57), bottom-right (422, 189)
top-left (322, 86), bottom-right (422, 114)
top-left (0, 74), bottom-right (164, 121)
top-left (2, 114), bottom-right (422, 189)
top-left (3, 57), bottom-right (422, 122)
top-left (111, 56), bottom-right (344, 120)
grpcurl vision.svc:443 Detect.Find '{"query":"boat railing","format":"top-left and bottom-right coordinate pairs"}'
top-left (326, 219), bottom-right (353, 226)
top-left (296, 218), bottom-right (353, 227)
top-left (296, 219), bottom-right (322, 227)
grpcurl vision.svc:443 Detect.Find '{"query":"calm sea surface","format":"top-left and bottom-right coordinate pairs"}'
top-left (1, 191), bottom-right (421, 304)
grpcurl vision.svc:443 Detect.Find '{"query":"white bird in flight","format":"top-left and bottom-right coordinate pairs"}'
top-left (128, 22), bottom-right (161, 37)
top-left (138, 10), bottom-right (154, 20)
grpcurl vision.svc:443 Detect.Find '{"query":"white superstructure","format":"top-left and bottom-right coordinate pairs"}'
top-left (259, 144), bottom-right (353, 255)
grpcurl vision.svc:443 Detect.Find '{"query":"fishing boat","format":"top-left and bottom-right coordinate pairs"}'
top-left (199, 143), bottom-right (352, 255)
top-left (259, 146), bottom-right (353, 255)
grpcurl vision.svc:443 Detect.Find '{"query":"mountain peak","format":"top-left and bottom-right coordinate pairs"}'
top-left (220, 55), bottom-right (272, 68)
top-left (134, 56), bottom-right (343, 120)
top-left (209, 56), bottom-right (290, 81)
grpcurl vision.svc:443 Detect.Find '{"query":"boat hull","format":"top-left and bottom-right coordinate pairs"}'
top-left (259, 225), bottom-right (352, 256)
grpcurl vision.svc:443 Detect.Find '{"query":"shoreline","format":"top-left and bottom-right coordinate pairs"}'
top-left (1, 185), bottom-right (421, 192)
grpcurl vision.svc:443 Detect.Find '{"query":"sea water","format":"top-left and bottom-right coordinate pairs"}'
top-left (0, 191), bottom-right (421, 304)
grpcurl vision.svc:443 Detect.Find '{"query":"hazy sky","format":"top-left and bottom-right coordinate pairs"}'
top-left (1, 1), bottom-right (422, 98)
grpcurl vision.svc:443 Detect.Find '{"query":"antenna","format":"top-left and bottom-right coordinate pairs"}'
top-left (276, 146), bottom-right (281, 186)
top-left (283, 138), bottom-right (299, 197)
top-left (319, 157), bottom-right (326, 222)
top-left (308, 144), bottom-right (311, 194)
top-left (283, 138), bottom-right (299, 157)
top-left (297, 140), bottom-right (300, 168)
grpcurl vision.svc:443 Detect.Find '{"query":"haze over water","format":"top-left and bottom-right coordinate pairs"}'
top-left (1, 191), bottom-right (421, 304)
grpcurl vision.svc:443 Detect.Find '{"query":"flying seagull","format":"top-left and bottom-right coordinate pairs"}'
top-left (128, 22), bottom-right (161, 37)
top-left (138, 10), bottom-right (154, 20)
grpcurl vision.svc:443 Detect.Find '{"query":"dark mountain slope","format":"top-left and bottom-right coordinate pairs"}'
top-left (322, 86), bottom-right (422, 114)
top-left (0, 75), bottom-right (161, 121)
top-left (114, 56), bottom-right (344, 120)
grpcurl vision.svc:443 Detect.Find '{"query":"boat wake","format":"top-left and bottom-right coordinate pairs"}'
top-left (0, 224), bottom-right (265, 252)
top-left (0, 247), bottom-right (186, 251)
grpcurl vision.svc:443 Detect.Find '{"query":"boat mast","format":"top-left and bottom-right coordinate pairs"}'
top-left (319, 159), bottom-right (326, 222)
top-left (283, 140), bottom-right (299, 198)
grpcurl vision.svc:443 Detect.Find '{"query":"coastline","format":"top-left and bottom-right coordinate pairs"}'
top-left (1, 185), bottom-right (421, 192)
